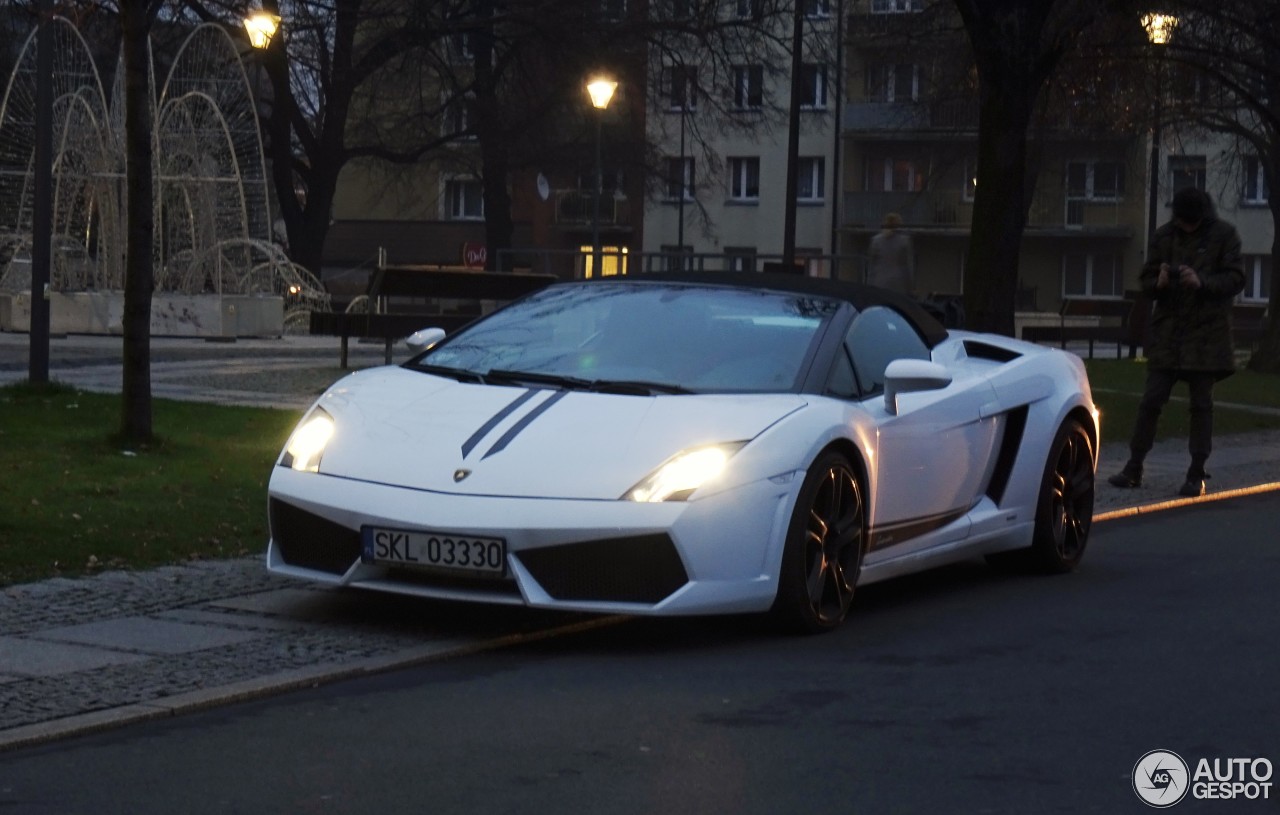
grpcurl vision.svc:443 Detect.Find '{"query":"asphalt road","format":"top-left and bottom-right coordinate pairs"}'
top-left (2, 493), bottom-right (1278, 815)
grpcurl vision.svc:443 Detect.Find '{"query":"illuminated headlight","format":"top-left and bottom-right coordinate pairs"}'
top-left (625, 443), bottom-right (746, 502)
top-left (279, 408), bottom-right (335, 473)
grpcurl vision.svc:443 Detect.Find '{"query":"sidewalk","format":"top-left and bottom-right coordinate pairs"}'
top-left (2, 331), bottom-right (1279, 752)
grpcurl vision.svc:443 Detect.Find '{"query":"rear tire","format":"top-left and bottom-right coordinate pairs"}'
top-left (771, 451), bottom-right (866, 634)
top-left (988, 418), bottom-right (1094, 573)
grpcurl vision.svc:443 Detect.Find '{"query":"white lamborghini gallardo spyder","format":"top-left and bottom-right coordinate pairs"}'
top-left (267, 273), bottom-right (1098, 633)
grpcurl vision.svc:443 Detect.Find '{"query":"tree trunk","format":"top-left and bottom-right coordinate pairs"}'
top-left (119, 2), bottom-right (153, 443)
top-left (962, 85), bottom-right (1034, 337)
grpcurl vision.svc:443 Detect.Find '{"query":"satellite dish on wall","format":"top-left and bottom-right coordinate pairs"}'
top-left (536, 173), bottom-right (550, 201)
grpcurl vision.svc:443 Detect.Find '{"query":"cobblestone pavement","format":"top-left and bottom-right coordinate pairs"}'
top-left (2, 331), bottom-right (1278, 751)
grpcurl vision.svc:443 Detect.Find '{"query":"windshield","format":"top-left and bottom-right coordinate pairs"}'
top-left (411, 281), bottom-right (841, 394)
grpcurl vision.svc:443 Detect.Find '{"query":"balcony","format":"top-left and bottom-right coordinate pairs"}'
top-left (843, 191), bottom-right (1134, 235)
top-left (846, 11), bottom-right (945, 43)
top-left (555, 190), bottom-right (631, 226)
top-left (843, 98), bottom-right (979, 132)
top-left (843, 191), bottom-right (966, 228)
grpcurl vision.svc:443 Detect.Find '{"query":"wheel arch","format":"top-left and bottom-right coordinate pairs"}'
top-left (816, 437), bottom-right (870, 497)
top-left (1064, 404), bottom-right (1100, 465)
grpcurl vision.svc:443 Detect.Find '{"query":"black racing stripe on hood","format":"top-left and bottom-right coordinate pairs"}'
top-left (481, 390), bottom-right (569, 460)
top-left (461, 389), bottom-right (538, 458)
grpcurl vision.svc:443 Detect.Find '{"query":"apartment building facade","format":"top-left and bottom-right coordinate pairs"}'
top-left (642, 0), bottom-right (1271, 320)
top-left (640, 0), bottom-right (842, 275)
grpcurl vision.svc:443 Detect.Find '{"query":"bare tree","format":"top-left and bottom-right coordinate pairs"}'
top-left (1149, 1), bottom-right (1280, 372)
top-left (951, 0), bottom-right (1127, 336)
top-left (185, 0), bottom-right (801, 274)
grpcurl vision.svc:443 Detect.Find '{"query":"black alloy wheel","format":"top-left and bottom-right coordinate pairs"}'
top-left (1033, 418), bottom-right (1095, 571)
top-left (989, 418), bottom-right (1095, 573)
top-left (772, 451), bottom-right (866, 634)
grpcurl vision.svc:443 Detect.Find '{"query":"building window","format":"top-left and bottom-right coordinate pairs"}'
top-left (870, 157), bottom-right (925, 192)
top-left (1243, 255), bottom-right (1272, 302)
top-left (1168, 155), bottom-right (1206, 193)
top-left (798, 157), bottom-right (825, 201)
top-left (1063, 253), bottom-right (1123, 298)
top-left (445, 95), bottom-right (472, 138)
top-left (735, 0), bottom-right (762, 19)
top-left (599, 0), bottom-right (626, 22)
top-left (733, 64), bottom-right (764, 110)
top-left (804, 0), bottom-right (831, 18)
top-left (871, 0), bottom-right (921, 11)
top-left (1244, 156), bottom-right (1270, 204)
top-left (664, 65), bottom-right (697, 111)
top-left (445, 179), bottom-right (484, 220)
top-left (666, 157), bottom-right (694, 201)
top-left (865, 63), bottom-right (918, 102)
top-left (664, 0), bottom-right (695, 19)
top-left (449, 31), bottom-right (474, 62)
top-left (799, 64), bottom-right (828, 110)
top-left (729, 157), bottom-right (760, 201)
top-left (725, 247), bottom-right (757, 273)
top-left (1066, 160), bottom-right (1125, 200)
top-left (963, 157), bottom-right (978, 201)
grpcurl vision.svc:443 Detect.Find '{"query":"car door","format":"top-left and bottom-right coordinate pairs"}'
top-left (839, 307), bottom-right (999, 557)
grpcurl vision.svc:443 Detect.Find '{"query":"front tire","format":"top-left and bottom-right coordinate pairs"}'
top-left (771, 451), bottom-right (866, 634)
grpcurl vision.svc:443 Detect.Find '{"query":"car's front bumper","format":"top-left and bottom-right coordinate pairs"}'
top-left (266, 467), bottom-right (801, 616)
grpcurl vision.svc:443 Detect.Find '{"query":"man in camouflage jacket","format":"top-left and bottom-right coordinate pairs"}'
top-left (1109, 187), bottom-right (1245, 497)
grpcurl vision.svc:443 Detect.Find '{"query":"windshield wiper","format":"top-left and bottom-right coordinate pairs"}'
top-left (485, 369), bottom-right (593, 390)
top-left (487, 369), bottom-right (691, 395)
top-left (587, 379), bottom-right (692, 395)
top-left (413, 364), bottom-right (486, 384)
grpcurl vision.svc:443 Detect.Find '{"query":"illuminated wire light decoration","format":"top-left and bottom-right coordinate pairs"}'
top-left (0, 18), bottom-right (328, 330)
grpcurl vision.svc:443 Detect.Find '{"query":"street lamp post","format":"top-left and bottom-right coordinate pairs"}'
top-left (1143, 13), bottom-right (1176, 241)
top-left (677, 100), bottom-right (686, 267)
top-left (586, 76), bottom-right (617, 278)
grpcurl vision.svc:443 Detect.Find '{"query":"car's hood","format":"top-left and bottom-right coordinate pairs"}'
top-left (311, 367), bottom-right (807, 499)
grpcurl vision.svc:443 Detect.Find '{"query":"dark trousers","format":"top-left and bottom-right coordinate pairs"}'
top-left (1126, 367), bottom-right (1215, 475)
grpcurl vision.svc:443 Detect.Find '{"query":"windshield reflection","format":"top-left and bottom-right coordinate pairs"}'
top-left (411, 282), bottom-right (840, 394)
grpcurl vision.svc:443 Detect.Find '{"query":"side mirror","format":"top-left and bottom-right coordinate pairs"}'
top-left (405, 327), bottom-right (447, 352)
top-left (883, 359), bottom-right (952, 415)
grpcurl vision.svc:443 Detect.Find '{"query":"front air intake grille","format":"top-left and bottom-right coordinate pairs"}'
top-left (517, 534), bottom-right (689, 604)
top-left (269, 498), bottom-right (362, 575)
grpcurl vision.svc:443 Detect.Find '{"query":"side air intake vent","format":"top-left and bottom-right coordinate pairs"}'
top-left (986, 406), bottom-right (1030, 504)
top-left (964, 340), bottom-right (1022, 363)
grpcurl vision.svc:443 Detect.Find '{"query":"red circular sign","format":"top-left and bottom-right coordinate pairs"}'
top-left (462, 242), bottom-right (487, 269)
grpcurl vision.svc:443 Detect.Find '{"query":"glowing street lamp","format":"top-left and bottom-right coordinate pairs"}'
top-left (586, 76), bottom-right (617, 277)
top-left (1141, 13), bottom-right (1176, 45)
top-left (1142, 12), bottom-right (1177, 241)
top-left (244, 10), bottom-right (281, 49)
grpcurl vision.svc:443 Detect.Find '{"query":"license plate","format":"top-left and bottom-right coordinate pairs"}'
top-left (361, 526), bottom-right (507, 576)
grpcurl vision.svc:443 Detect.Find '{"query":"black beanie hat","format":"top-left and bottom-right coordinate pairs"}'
top-left (1172, 187), bottom-right (1206, 223)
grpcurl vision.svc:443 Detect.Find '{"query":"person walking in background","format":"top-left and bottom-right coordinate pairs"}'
top-left (867, 212), bottom-right (915, 295)
top-left (1108, 187), bottom-right (1245, 497)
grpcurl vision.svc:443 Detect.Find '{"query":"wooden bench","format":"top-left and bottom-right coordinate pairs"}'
top-left (1022, 297), bottom-right (1269, 359)
top-left (1021, 295), bottom-right (1143, 359)
top-left (311, 266), bottom-right (557, 367)
top-left (1232, 303), bottom-right (1269, 352)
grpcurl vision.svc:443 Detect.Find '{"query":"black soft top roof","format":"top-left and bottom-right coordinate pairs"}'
top-left (575, 271), bottom-right (950, 348)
